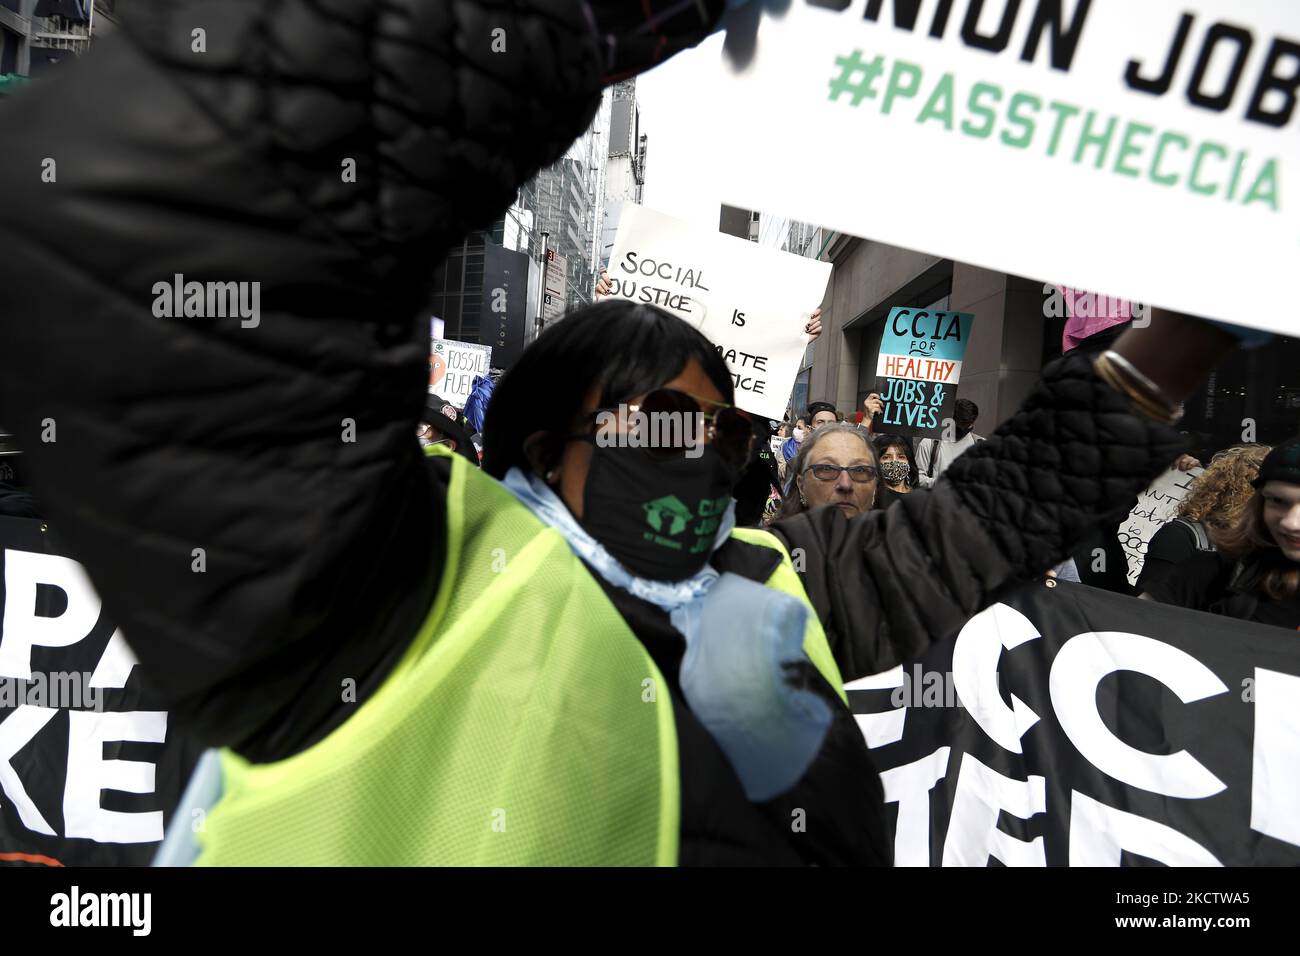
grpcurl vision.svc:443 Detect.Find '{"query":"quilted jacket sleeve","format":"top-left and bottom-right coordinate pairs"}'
top-left (0, 0), bottom-right (723, 756)
top-left (770, 354), bottom-right (1188, 682)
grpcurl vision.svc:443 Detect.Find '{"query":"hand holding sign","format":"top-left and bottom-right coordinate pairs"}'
top-left (805, 307), bottom-right (822, 340)
top-left (875, 307), bottom-right (975, 439)
top-left (606, 205), bottom-right (831, 420)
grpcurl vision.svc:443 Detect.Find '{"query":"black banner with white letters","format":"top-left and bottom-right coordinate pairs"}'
top-left (850, 581), bottom-right (1300, 866)
top-left (0, 518), bottom-right (201, 866)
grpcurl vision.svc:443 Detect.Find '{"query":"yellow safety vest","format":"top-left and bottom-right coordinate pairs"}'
top-left (194, 449), bottom-right (842, 865)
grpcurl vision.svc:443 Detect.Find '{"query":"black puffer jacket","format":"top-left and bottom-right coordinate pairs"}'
top-left (0, 0), bottom-right (728, 762)
top-left (770, 356), bottom-right (1186, 680)
top-left (0, 0), bottom-right (1187, 864)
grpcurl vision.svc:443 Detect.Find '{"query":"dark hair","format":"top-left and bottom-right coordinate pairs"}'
top-left (873, 433), bottom-right (918, 490)
top-left (481, 301), bottom-right (734, 479)
top-left (777, 423), bottom-right (880, 520)
top-left (954, 398), bottom-right (979, 424)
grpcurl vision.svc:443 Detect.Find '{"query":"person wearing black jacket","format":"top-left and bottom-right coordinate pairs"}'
top-left (0, 0), bottom-right (1239, 864)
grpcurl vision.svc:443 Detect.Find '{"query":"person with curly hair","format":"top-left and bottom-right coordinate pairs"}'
top-left (1143, 438), bottom-right (1300, 630)
top-left (1137, 444), bottom-right (1270, 593)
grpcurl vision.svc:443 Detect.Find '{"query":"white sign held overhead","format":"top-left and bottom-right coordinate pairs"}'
top-left (686, 0), bottom-right (1299, 335)
top-left (429, 338), bottom-right (492, 407)
top-left (606, 205), bottom-right (831, 420)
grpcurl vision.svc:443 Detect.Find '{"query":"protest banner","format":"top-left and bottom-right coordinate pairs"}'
top-left (1119, 465), bottom-right (1203, 586)
top-left (0, 518), bottom-right (201, 866)
top-left (429, 339), bottom-right (492, 408)
top-left (683, 0), bottom-right (1299, 336)
top-left (875, 306), bottom-right (976, 438)
top-left (849, 580), bottom-right (1300, 866)
top-left (607, 204), bottom-right (832, 420)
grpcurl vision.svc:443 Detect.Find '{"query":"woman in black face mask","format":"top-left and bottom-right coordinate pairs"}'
top-left (481, 301), bottom-right (888, 866)
top-left (873, 433), bottom-right (918, 505)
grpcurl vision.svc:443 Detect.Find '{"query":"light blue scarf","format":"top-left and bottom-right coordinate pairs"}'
top-left (503, 468), bottom-right (832, 802)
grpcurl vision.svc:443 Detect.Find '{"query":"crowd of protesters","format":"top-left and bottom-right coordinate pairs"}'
top-left (0, 0), bottom-right (1297, 871)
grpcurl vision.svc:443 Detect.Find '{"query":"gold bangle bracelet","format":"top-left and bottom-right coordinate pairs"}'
top-left (1093, 352), bottom-right (1184, 425)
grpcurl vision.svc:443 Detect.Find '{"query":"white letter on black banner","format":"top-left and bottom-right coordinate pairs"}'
top-left (1069, 791), bottom-right (1221, 866)
top-left (951, 603), bottom-right (1041, 753)
top-left (1051, 631), bottom-right (1227, 798)
top-left (64, 711), bottom-right (167, 843)
top-left (942, 753), bottom-right (1046, 867)
top-left (881, 746), bottom-right (950, 866)
top-left (0, 551), bottom-right (101, 680)
top-left (1251, 667), bottom-right (1300, 848)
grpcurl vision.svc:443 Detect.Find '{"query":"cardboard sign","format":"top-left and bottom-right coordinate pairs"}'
top-left (429, 339), bottom-right (492, 408)
top-left (685, 0), bottom-right (1300, 335)
top-left (607, 205), bottom-right (832, 420)
top-left (875, 306), bottom-right (976, 437)
top-left (1120, 464), bottom-right (1203, 586)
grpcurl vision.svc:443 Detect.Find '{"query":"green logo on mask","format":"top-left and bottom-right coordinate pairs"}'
top-left (643, 495), bottom-right (693, 536)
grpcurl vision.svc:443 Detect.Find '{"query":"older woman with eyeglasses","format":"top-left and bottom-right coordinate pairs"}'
top-left (776, 424), bottom-right (881, 521)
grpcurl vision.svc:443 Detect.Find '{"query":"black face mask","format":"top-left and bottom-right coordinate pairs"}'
top-left (880, 460), bottom-right (910, 486)
top-left (579, 444), bottom-right (736, 581)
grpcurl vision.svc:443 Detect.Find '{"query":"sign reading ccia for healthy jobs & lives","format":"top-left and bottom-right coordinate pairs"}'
top-left (606, 205), bottom-right (831, 421)
top-left (875, 306), bottom-right (976, 438)
top-left (689, 0), bottom-right (1299, 335)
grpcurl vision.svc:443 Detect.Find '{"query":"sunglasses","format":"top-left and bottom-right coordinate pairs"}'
top-left (804, 463), bottom-right (878, 483)
top-left (578, 388), bottom-right (756, 471)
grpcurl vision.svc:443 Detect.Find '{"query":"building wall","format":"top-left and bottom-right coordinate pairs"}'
top-left (810, 235), bottom-right (1046, 434)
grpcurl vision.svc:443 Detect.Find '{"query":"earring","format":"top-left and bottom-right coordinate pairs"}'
top-left (545, 469), bottom-right (558, 483)
top-left (799, 493), bottom-right (807, 506)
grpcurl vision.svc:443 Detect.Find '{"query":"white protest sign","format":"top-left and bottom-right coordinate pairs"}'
top-left (606, 204), bottom-right (832, 420)
top-left (1119, 465), bottom-right (1203, 586)
top-left (429, 338), bottom-right (492, 407)
top-left (672, 0), bottom-right (1299, 334)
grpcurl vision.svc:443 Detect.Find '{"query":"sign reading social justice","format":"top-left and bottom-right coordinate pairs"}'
top-left (875, 306), bottom-right (975, 438)
top-left (429, 338), bottom-right (492, 408)
top-left (686, 1), bottom-right (1300, 335)
top-left (606, 205), bottom-right (832, 420)
top-left (848, 581), bottom-right (1300, 866)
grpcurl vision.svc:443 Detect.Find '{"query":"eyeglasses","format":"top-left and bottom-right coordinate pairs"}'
top-left (804, 463), bottom-right (878, 483)
top-left (577, 388), bottom-right (756, 471)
